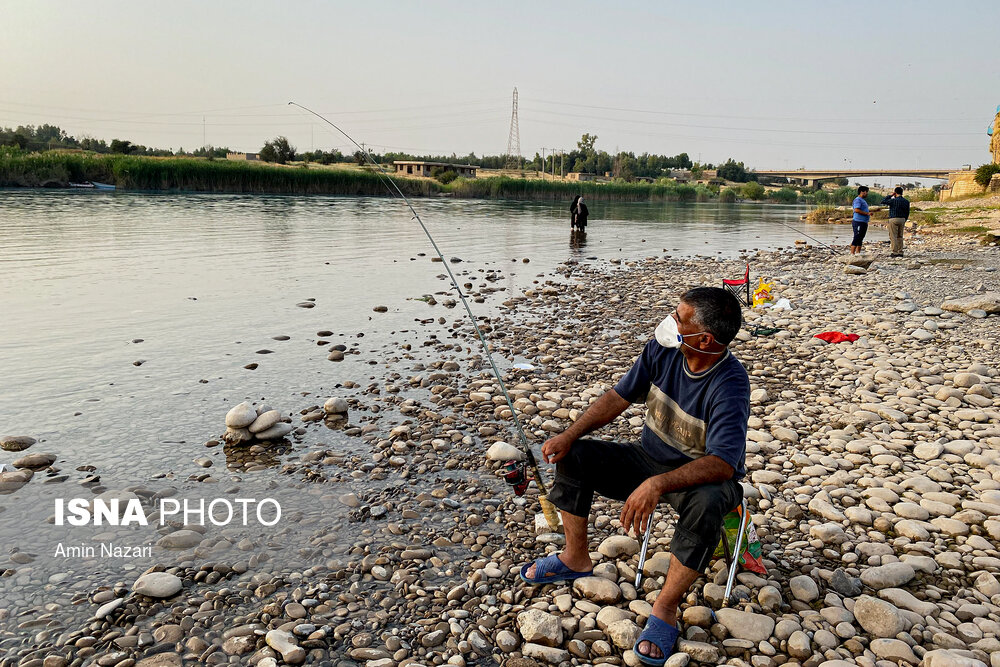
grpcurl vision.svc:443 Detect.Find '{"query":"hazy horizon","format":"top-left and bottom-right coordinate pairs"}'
top-left (1, 1), bottom-right (997, 170)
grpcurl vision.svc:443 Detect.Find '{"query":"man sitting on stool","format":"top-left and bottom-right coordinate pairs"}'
top-left (519, 287), bottom-right (750, 666)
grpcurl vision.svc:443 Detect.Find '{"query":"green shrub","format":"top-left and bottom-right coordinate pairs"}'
top-left (740, 181), bottom-right (765, 200)
top-left (434, 169), bottom-right (458, 184)
top-left (719, 188), bottom-right (737, 203)
top-left (768, 187), bottom-right (799, 204)
top-left (811, 189), bottom-right (830, 205)
top-left (831, 186), bottom-right (856, 205)
top-left (974, 163), bottom-right (1000, 187)
top-left (907, 188), bottom-right (937, 202)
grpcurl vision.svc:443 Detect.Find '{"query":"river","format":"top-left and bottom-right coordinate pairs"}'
top-left (0, 190), bottom-right (881, 641)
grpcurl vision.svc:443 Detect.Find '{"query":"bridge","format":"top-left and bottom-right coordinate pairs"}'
top-left (757, 168), bottom-right (956, 187)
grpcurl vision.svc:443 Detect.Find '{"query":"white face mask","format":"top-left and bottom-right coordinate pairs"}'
top-left (654, 313), bottom-right (726, 354)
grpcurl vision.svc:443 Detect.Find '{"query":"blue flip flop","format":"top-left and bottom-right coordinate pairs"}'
top-left (519, 553), bottom-right (593, 585)
top-left (632, 614), bottom-right (680, 667)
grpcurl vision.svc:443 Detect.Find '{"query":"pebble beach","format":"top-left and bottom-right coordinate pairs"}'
top-left (2, 229), bottom-right (999, 667)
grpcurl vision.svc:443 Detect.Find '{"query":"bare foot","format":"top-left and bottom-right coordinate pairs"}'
top-left (524, 553), bottom-right (592, 579)
top-left (637, 611), bottom-right (677, 662)
top-left (637, 639), bottom-right (663, 660)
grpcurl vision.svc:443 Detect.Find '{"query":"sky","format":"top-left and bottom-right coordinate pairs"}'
top-left (1, 0), bottom-right (997, 170)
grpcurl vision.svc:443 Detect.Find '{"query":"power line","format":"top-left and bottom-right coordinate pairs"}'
top-left (531, 98), bottom-right (987, 124)
top-left (525, 116), bottom-right (982, 151)
top-left (521, 107), bottom-right (980, 136)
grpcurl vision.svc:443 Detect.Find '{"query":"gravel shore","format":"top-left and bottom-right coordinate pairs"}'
top-left (2, 232), bottom-right (998, 667)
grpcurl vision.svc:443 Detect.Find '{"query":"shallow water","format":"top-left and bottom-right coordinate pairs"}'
top-left (0, 190), bottom-right (882, 634)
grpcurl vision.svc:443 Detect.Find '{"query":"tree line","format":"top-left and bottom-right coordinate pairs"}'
top-left (1, 124), bottom-right (767, 184)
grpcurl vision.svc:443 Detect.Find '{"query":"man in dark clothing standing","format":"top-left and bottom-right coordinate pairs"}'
top-left (880, 187), bottom-right (910, 257)
top-left (570, 195), bottom-right (589, 232)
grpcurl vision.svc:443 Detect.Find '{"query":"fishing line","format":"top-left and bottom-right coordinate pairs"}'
top-left (769, 218), bottom-right (838, 254)
top-left (288, 101), bottom-right (561, 529)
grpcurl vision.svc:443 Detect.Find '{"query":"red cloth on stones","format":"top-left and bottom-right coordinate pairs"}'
top-left (813, 331), bottom-right (860, 343)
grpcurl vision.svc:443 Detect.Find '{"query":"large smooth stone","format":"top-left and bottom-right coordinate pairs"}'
top-left (573, 576), bottom-right (622, 604)
top-left (12, 452), bottom-right (56, 468)
top-left (265, 629), bottom-right (306, 664)
top-left (0, 435), bottom-right (36, 452)
top-left (223, 427), bottom-right (253, 444)
top-left (323, 397), bottom-right (349, 414)
top-left (133, 572), bottom-right (182, 598)
top-left (248, 410), bottom-right (281, 434)
top-left (486, 441), bottom-right (524, 461)
top-left (715, 608), bottom-right (775, 642)
top-left (255, 422), bottom-right (293, 441)
top-left (0, 470), bottom-right (33, 494)
top-left (156, 530), bottom-right (203, 549)
top-left (854, 595), bottom-right (909, 638)
top-left (789, 574), bottom-right (819, 602)
top-left (225, 402), bottom-right (257, 428)
top-left (922, 650), bottom-right (988, 667)
top-left (598, 535), bottom-right (640, 558)
top-left (860, 562), bottom-right (915, 590)
top-left (940, 292), bottom-right (1000, 314)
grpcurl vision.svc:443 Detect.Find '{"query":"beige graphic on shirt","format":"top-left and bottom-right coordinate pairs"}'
top-left (644, 384), bottom-right (707, 459)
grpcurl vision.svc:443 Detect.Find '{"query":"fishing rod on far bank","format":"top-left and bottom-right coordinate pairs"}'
top-left (287, 101), bottom-right (561, 530)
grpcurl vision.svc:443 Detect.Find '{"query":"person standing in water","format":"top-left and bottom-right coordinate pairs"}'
top-left (570, 195), bottom-right (589, 232)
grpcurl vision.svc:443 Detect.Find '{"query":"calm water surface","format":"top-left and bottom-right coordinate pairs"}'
top-left (0, 191), bottom-right (881, 634)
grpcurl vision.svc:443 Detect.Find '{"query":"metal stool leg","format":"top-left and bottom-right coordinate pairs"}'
top-left (722, 499), bottom-right (750, 607)
top-left (634, 514), bottom-right (654, 589)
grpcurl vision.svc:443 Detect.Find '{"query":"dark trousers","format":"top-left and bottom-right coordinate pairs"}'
top-left (851, 220), bottom-right (868, 247)
top-left (547, 439), bottom-right (742, 572)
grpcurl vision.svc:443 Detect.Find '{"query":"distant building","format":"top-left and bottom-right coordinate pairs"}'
top-left (393, 161), bottom-right (478, 178)
top-left (227, 152), bottom-right (259, 161)
top-left (567, 172), bottom-right (598, 182)
top-left (990, 104), bottom-right (1000, 164)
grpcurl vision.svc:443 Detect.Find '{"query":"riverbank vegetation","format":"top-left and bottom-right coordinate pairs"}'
top-left (0, 149), bottom-right (439, 196)
top-left (0, 147), bottom-right (943, 208)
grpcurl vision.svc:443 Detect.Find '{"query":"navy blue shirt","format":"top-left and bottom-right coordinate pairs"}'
top-left (880, 195), bottom-right (910, 220)
top-left (614, 341), bottom-right (750, 479)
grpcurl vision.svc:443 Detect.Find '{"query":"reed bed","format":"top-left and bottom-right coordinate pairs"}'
top-left (448, 176), bottom-right (708, 202)
top-left (2, 152), bottom-right (721, 202)
top-left (0, 153), bottom-right (439, 197)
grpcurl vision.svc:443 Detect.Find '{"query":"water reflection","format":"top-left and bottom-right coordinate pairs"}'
top-left (569, 229), bottom-right (588, 252)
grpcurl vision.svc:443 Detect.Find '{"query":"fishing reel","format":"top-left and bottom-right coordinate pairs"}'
top-left (501, 460), bottom-right (530, 496)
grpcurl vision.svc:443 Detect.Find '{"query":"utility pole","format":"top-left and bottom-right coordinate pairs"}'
top-left (202, 116), bottom-right (206, 150)
top-left (542, 148), bottom-right (546, 179)
top-left (560, 152), bottom-right (564, 178)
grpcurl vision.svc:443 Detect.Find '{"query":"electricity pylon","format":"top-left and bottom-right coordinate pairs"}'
top-left (504, 87), bottom-right (521, 171)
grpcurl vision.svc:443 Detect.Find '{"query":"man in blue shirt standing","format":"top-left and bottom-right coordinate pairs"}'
top-left (519, 287), bottom-right (749, 665)
top-left (850, 185), bottom-right (870, 255)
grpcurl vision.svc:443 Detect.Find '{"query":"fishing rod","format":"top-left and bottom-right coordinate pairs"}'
top-left (288, 101), bottom-right (561, 530)
top-left (771, 218), bottom-right (838, 254)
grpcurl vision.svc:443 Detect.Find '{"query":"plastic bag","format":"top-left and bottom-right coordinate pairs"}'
top-left (713, 503), bottom-right (767, 574)
top-left (771, 297), bottom-right (792, 311)
top-left (751, 278), bottom-right (774, 308)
